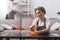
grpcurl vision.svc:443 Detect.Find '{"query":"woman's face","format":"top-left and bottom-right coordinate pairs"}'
top-left (35, 10), bottom-right (44, 17)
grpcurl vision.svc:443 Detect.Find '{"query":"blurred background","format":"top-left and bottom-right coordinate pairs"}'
top-left (0, 0), bottom-right (60, 19)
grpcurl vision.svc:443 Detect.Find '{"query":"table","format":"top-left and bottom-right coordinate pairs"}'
top-left (0, 30), bottom-right (60, 40)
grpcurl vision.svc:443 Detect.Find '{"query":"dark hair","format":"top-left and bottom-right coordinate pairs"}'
top-left (10, 0), bottom-right (14, 2)
top-left (35, 7), bottom-right (46, 14)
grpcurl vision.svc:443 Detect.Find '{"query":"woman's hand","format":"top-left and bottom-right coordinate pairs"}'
top-left (30, 30), bottom-right (43, 35)
top-left (35, 30), bottom-right (44, 35)
top-left (30, 30), bottom-right (39, 36)
top-left (29, 25), bottom-right (35, 31)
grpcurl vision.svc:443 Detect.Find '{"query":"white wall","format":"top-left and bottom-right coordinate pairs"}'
top-left (0, 0), bottom-right (8, 19)
top-left (33, 0), bottom-right (60, 19)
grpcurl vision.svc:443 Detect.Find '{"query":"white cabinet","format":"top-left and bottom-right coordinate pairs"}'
top-left (13, 0), bottom-right (30, 27)
top-left (13, 0), bottom-right (30, 16)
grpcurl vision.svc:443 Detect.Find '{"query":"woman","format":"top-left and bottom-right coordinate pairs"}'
top-left (29, 7), bottom-right (51, 35)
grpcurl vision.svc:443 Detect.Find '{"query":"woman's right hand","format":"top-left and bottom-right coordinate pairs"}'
top-left (29, 25), bottom-right (35, 31)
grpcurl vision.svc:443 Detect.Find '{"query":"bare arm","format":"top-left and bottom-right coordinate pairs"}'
top-left (29, 25), bottom-right (35, 31)
top-left (45, 25), bottom-right (51, 32)
top-left (36, 25), bottom-right (51, 34)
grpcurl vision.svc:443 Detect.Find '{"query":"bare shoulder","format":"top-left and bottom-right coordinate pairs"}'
top-left (45, 18), bottom-right (51, 23)
top-left (45, 18), bottom-right (51, 26)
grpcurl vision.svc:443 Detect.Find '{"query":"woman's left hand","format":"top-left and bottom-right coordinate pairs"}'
top-left (35, 30), bottom-right (44, 35)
